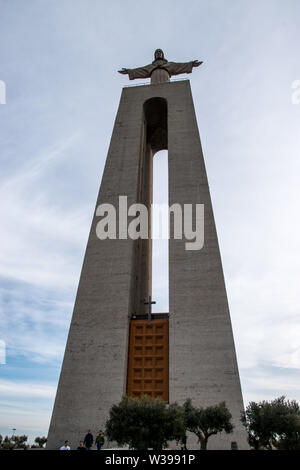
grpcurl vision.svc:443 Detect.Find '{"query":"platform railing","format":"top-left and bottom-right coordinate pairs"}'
top-left (123, 78), bottom-right (189, 88)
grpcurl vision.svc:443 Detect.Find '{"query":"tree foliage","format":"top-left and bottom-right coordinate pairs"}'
top-left (1, 434), bottom-right (28, 450)
top-left (241, 396), bottom-right (300, 450)
top-left (34, 436), bottom-right (48, 448)
top-left (105, 395), bottom-right (186, 450)
top-left (183, 399), bottom-right (234, 450)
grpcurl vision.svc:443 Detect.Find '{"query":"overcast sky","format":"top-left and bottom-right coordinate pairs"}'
top-left (0, 0), bottom-right (300, 444)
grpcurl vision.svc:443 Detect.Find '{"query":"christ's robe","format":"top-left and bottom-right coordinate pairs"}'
top-left (126, 58), bottom-right (196, 84)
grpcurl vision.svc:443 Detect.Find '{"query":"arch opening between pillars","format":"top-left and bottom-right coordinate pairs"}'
top-left (145, 98), bottom-right (169, 314)
top-left (127, 97), bottom-right (169, 402)
top-left (130, 97), bottom-right (169, 316)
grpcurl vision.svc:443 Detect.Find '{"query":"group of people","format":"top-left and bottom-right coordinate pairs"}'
top-left (60, 429), bottom-right (105, 451)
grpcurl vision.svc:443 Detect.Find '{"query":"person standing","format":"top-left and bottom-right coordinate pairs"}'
top-left (60, 440), bottom-right (70, 450)
top-left (83, 430), bottom-right (94, 450)
top-left (95, 430), bottom-right (105, 450)
top-left (77, 440), bottom-right (87, 451)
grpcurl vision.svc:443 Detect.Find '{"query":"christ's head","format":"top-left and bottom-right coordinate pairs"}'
top-left (154, 49), bottom-right (164, 60)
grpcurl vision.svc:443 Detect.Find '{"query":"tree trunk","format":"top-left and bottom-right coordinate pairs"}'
top-left (200, 437), bottom-right (208, 450)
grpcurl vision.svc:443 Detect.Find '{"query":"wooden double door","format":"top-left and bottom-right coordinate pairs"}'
top-left (127, 318), bottom-right (169, 402)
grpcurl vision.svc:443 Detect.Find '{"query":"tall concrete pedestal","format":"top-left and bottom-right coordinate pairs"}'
top-left (47, 80), bottom-right (248, 450)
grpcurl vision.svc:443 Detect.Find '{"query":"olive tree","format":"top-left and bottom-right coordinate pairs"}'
top-left (105, 395), bottom-right (186, 450)
top-left (183, 399), bottom-right (234, 450)
top-left (242, 396), bottom-right (300, 450)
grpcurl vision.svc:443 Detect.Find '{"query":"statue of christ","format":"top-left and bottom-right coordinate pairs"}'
top-left (118, 49), bottom-right (202, 84)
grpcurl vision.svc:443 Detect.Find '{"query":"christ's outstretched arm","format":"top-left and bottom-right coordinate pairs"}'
top-left (164, 60), bottom-right (203, 76)
top-left (118, 64), bottom-right (153, 80)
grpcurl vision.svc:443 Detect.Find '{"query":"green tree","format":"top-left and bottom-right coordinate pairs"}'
top-left (11, 435), bottom-right (28, 449)
top-left (274, 402), bottom-right (300, 450)
top-left (1, 436), bottom-right (14, 450)
top-left (105, 395), bottom-right (186, 450)
top-left (275, 423), bottom-right (300, 450)
top-left (183, 399), bottom-right (234, 450)
top-left (241, 396), bottom-right (300, 450)
top-left (34, 436), bottom-right (48, 448)
top-left (1, 434), bottom-right (28, 450)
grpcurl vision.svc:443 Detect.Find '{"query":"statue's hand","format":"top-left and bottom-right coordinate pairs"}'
top-left (118, 68), bottom-right (129, 75)
top-left (192, 60), bottom-right (203, 67)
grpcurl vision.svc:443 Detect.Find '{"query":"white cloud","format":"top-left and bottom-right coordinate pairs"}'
top-left (0, 283), bottom-right (71, 363)
top-left (0, 379), bottom-right (56, 399)
top-left (0, 134), bottom-right (90, 291)
top-left (0, 403), bottom-right (52, 440)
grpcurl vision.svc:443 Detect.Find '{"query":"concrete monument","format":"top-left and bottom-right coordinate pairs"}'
top-left (47, 50), bottom-right (248, 449)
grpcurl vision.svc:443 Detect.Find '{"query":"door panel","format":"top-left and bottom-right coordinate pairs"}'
top-left (127, 318), bottom-right (169, 402)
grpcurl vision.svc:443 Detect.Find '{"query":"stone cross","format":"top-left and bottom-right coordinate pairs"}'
top-left (144, 295), bottom-right (156, 324)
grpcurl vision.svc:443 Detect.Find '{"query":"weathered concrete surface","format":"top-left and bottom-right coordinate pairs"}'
top-left (47, 81), bottom-right (248, 450)
top-left (166, 81), bottom-right (248, 449)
